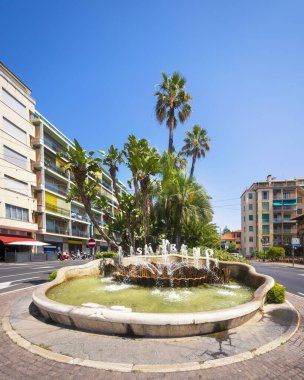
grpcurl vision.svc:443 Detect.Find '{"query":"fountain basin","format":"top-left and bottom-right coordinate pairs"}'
top-left (32, 255), bottom-right (275, 337)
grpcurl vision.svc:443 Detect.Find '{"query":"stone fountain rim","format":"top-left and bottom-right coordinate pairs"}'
top-left (32, 256), bottom-right (275, 327)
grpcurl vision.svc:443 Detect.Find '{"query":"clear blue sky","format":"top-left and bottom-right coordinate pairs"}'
top-left (1, 0), bottom-right (304, 231)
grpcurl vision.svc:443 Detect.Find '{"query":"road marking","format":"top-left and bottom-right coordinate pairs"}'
top-left (297, 292), bottom-right (304, 297)
top-left (297, 274), bottom-right (304, 276)
top-left (0, 270), bottom-right (53, 279)
top-left (0, 285), bottom-right (39, 295)
top-left (0, 281), bottom-right (12, 289)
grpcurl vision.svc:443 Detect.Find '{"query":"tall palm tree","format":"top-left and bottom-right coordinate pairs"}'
top-left (155, 72), bottom-right (192, 152)
top-left (181, 125), bottom-right (210, 178)
top-left (99, 145), bottom-right (124, 205)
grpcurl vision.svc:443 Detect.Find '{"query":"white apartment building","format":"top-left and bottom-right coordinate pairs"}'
top-left (241, 175), bottom-right (304, 257)
top-left (0, 62), bottom-right (38, 261)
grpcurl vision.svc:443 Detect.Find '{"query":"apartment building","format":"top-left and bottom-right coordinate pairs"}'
top-left (31, 111), bottom-right (125, 254)
top-left (0, 62), bottom-right (125, 261)
top-left (0, 62), bottom-right (38, 261)
top-left (221, 230), bottom-right (241, 251)
top-left (241, 175), bottom-right (304, 257)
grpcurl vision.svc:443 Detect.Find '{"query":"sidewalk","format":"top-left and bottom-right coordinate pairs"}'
top-left (251, 260), bottom-right (304, 269)
top-left (0, 289), bottom-right (303, 379)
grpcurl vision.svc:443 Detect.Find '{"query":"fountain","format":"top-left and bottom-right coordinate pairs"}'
top-left (32, 241), bottom-right (275, 337)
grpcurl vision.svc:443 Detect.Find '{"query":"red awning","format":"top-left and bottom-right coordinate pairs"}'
top-left (0, 235), bottom-right (37, 244)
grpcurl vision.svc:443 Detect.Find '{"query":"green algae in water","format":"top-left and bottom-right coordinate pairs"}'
top-left (47, 276), bottom-right (254, 313)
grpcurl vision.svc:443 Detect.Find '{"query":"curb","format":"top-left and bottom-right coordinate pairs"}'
top-left (2, 299), bottom-right (300, 373)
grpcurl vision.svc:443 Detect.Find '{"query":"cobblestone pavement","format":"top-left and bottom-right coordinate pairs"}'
top-left (0, 289), bottom-right (303, 380)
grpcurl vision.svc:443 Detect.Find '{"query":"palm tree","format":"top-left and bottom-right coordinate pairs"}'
top-left (181, 125), bottom-right (210, 178)
top-left (99, 145), bottom-right (124, 205)
top-left (155, 72), bottom-right (192, 152)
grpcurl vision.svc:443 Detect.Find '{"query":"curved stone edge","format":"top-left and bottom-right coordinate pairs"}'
top-left (32, 257), bottom-right (275, 337)
top-left (2, 298), bottom-right (300, 373)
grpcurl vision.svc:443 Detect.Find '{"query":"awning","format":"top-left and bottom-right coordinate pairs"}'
top-left (0, 235), bottom-right (50, 246)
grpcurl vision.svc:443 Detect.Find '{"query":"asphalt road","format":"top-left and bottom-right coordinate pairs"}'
top-left (0, 260), bottom-right (87, 295)
top-left (252, 262), bottom-right (304, 298)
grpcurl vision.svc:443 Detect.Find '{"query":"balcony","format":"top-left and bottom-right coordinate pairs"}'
top-left (102, 181), bottom-right (112, 191)
top-left (71, 229), bottom-right (89, 238)
top-left (45, 203), bottom-right (70, 217)
top-left (32, 138), bottom-right (43, 147)
top-left (71, 211), bottom-right (90, 223)
top-left (45, 159), bottom-right (68, 178)
top-left (44, 135), bottom-right (66, 154)
top-left (46, 225), bottom-right (69, 235)
top-left (273, 218), bottom-right (296, 223)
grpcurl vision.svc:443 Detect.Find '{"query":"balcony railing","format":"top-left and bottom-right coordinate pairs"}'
top-left (71, 229), bottom-right (89, 237)
top-left (45, 203), bottom-right (70, 217)
top-left (71, 211), bottom-right (90, 222)
top-left (45, 182), bottom-right (67, 197)
top-left (46, 226), bottom-right (69, 235)
top-left (44, 135), bottom-right (65, 153)
top-left (102, 181), bottom-right (112, 191)
top-left (45, 159), bottom-right (68, 178)
top-left (273, 218), bottom-right (296, 223)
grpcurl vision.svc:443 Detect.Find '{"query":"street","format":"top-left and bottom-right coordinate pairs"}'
top-left (0, 260), bottom-right (86, 295)
top-left (252, 262), bottom-right (304, 297)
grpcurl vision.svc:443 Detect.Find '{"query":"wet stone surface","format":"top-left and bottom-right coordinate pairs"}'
top-left (9, 292), bottom-right (297, 365)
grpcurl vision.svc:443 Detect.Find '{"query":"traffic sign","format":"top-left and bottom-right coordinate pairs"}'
top-left (292, 238), bottom-right (301, 247)
top-left (88, 238), bottom-right (96, 248)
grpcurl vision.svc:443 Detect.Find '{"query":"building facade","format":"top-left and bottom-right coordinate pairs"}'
top-left (31, 111), bottom-right (126, 255)
top-left (0, 62), bottom-right (125, 261)
top-left (241, 176), bottom-right (304, 257)
top-left (221, 230), bottom-right (241, 251)
top-left (0, 62), bottom-right (38, 260)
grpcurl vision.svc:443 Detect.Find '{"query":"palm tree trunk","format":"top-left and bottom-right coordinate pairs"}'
top-left (168, 108), bottom-right (175, 152)
top-left (190, 153), bottom-right (197, 178)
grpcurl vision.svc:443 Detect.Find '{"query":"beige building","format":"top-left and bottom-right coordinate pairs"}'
top-left (31, 111), bottom-right (126, 256)
top-left (241, 175), bottom-right (304, 257)
top-left (0, 62), bottom-right (125, 262)
top-left (0, 62), bottom-right (38, 261)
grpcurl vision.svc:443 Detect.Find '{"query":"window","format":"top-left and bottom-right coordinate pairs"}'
top-left (283, 192), bottom-right (290, 199)
top-left (4, 175), bottom-right (28, 195)
top-left (262, 191), bottom-right (269, 200)
top-left (5, 204), bottom-right (29, 221)
top-left (297, 209), bottom-right (303, 215)
top-left (249, 204), bottom-right (253, 210)
top-left (262, 225), bottom-right (270, 234)
top-left (262, 236), bottom-right (270, 244)
top-left (249, 226), bottom-right (253, 232)
top-left (3, 145), bottom-right (27, 169)
top-left (262, 202), bottom-right (269, 211)
top-left (249, 215), bottom-right (253, 221)
top-left (262, 214), bottom-right (269, 222)
top-left (2, 117), bottom-right (27, 144)
top-left (2, 88), bottom-right (26, 118)
top-left (248, 193), bottom-right (253, 199)
top-left (298, 197), bottom-right (302, 203)
top-left (249, 237), bottom-right (254, 243)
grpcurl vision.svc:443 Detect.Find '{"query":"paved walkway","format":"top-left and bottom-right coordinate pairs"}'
top-left (0, 289), bottom-right (303, 379)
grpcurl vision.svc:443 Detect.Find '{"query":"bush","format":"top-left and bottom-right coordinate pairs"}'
top-left (48, 270), bottom-right (58, 281)
top-left (267, 246), bottom-right (285, 259)
top-left (203, 248), bottom-right (248, 264)
top-left (94, 251), bottom-right (117, 259)
top-left (267, 282), bottom-right (286, 303)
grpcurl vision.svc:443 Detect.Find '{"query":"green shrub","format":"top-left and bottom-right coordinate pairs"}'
top-left (201, 248), bottom-right (248, 264)
top-left (94, 251), bottom-right (117, 259)
top-left (267, 246), bottom-right (285, 259)
top-left (48, 270), bottom-right (58, 281)
top-left (267, 282), bottom-right (286, 303)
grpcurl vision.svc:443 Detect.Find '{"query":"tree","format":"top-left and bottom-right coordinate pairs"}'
top-left (181, 125), bottom-right (210, 178)
top-left (59, 139), bottom-right (118, 249)
top-left (227, 242), bottom-right (237, 253)
top-left (155, 72), bottom-right (192, 152)
top-left (99, 145), bottom-right (124, 205)
top-left (222, 226), bottom-right (231, 235)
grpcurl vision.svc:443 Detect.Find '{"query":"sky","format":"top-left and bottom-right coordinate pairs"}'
top-left (1, 0), bottom-right (304, 231)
